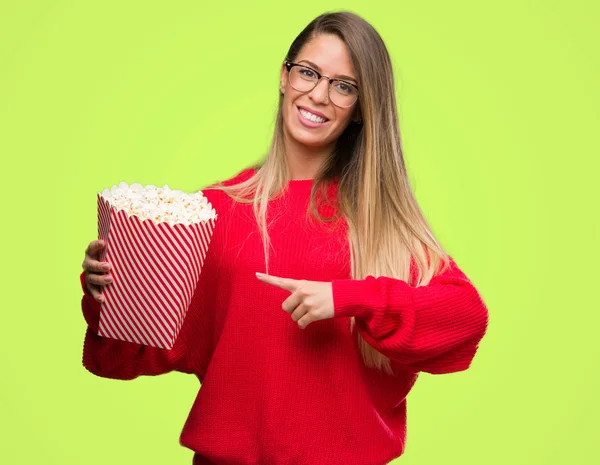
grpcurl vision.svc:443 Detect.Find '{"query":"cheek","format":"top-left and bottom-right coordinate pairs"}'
top-left (282, 94), bottom-right (299, 122)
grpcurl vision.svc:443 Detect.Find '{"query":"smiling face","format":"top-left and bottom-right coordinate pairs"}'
top-left (280, 33), bottom-right (360, 150)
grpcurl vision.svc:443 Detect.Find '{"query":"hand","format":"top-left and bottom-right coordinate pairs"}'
top-left (82, 239), bottom-right (112, 303)
top-left (255, 273), bottom-right (334, 329)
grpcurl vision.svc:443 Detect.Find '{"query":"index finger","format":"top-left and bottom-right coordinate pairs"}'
top-left (255, 273), bottom-right (297, 292)
top-left (85, 240), bottom-right (105, 257)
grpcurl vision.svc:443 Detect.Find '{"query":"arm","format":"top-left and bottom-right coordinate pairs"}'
top-left (80, 271), bottom-right (201, 380)
top-left (331, 257), bottom-right (489, 374)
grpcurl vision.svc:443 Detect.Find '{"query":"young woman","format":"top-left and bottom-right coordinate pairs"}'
top-left (80, 11), bottom-right (489, 465)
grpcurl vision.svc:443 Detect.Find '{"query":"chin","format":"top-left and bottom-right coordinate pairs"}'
top-left (287, 123), bottom-right (335, 148)
top-left (296, 133), bottom-right (332, 149)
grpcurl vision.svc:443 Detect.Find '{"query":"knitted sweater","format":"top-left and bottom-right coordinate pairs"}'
top-left (80, 168), bottom-right (489, 465)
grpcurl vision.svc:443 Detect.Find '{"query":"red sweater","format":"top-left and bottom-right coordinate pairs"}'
top-left (80, 168), bottom-right (489, 465)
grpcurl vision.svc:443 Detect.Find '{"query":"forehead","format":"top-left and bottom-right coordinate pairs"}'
top-left (296, 34), bottom-right (356, 79)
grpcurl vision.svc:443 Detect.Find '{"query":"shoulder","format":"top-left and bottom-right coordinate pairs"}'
top-left (196, 166), bottom-right (257, 208)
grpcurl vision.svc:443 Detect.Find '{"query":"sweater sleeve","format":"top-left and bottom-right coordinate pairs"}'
top-left (331, 257), bottom-right (489, 374)
top-left (80, 271), bottom-right (199, 380)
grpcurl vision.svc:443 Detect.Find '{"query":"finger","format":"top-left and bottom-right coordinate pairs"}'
top-left (86, 272), bottom-right (114, 287)
top-left (85, 240), bottom-right (106, 258)
top-left (256, 273), bottom-right (297, 292)
top-left (91, 287), bottom-right (106, 303)
top-left (290, 303), bottom-right (309, 323)
top-left (297, 311), bottom-right (312, 329)
top-left (86, 283), bottom-right (106, 303)
top-left (282, 291), bottom-right (304, 314)
top-left (83, 257), bottom-right (111, 273)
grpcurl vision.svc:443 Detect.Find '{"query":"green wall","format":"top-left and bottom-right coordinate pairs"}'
top-left (1, 1), bottom-right (598, 463)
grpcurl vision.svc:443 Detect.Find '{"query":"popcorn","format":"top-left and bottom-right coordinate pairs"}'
top-left (95, 182), bottom-right (218, 350)
top-left (100, 182), bottom-right (217, 226)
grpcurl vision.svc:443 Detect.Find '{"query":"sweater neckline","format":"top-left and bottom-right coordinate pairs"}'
top-left (287, 178), bottom-right (316, 191)
top-left (286, 177), bottom-right (339, 193)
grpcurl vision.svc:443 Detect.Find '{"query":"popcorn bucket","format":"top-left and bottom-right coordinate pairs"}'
top-left (96, 184), bottom-right (217, 349)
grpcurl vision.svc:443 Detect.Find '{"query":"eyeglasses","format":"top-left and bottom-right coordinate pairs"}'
top-left (284, 61), bottom-right (359, 108)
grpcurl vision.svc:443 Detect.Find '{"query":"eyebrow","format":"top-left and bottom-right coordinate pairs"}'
top-left (297, 60), bottom-right (358, 84)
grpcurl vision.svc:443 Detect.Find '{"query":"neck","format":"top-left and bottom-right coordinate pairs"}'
top-left (283, 131), bottom-right (334, 181)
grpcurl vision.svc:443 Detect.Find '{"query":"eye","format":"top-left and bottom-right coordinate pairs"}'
top-left (299, 67), bottom-right (317, 79)
top-left (334, 81), bottom-right (354, 95)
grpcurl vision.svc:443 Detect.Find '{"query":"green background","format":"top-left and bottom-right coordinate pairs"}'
top-left (1, 1), bottom-right (598, 464)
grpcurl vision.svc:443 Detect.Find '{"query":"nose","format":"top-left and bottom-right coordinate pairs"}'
top-left (308, 78), bottom-right (330, 105)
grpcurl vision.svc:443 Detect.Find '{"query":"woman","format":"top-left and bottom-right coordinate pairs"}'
top-left (80, 11), bottom-right (489, 465)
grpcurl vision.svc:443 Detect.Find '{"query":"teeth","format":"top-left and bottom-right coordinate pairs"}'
top-left (299, 108), bottom-right (326, 123)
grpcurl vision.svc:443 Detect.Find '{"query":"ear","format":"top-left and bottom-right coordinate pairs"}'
top-left (280, 61), bottom-right (287, 94)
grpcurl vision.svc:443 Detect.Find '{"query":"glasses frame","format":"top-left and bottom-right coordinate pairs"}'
top-left (284, 61), bottom-right (360, 108)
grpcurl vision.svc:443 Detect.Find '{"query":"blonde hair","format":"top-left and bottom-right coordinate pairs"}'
top-left (204, 11), bottom-right (450, 375)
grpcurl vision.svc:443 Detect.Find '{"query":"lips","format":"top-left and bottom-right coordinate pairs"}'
top-left (296, 105), bottom-right (329, 121)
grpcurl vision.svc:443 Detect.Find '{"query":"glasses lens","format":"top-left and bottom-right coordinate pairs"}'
top-left (289, 65), bottom-right (318, 92)
top-left (330, 80), bottom-right (358, 107)
top-left (289, 65), bottom-right (358, 107)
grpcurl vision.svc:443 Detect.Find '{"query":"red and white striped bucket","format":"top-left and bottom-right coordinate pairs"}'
top-left (96, 193), bottom-right (216, 349)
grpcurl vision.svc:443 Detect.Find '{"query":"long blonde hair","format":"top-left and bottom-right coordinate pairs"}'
top-left (205, 11), bottom-right (450, 375)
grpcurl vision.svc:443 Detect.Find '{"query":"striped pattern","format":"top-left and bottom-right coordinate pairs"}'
top-left (96, 193), bottom-right (216, 349)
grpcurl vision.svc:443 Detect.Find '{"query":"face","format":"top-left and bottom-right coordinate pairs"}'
top-left (280, 33), bottom-right (361, 149)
